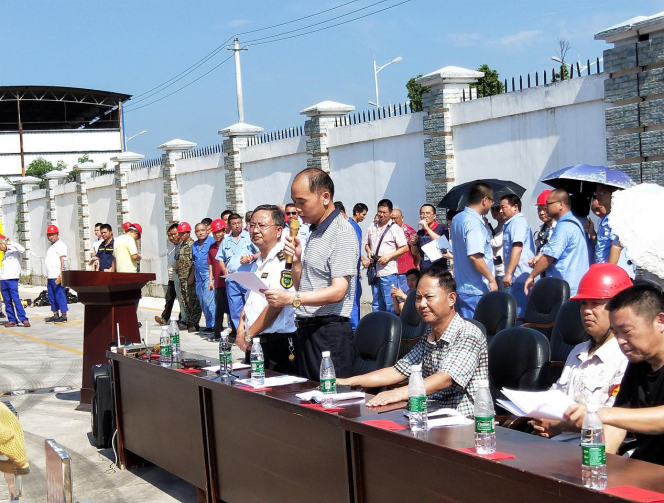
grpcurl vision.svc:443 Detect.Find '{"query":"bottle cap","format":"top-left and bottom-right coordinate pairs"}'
top-left (411, 364), bottom-right (421, 371)
top-left (478, 379), bottom-right (489, 387)
top-left (586, 403), bottom-right (599, 413)
top-left (161, 326), bottom-right (168, 333)
top-left (322, 351), bottom-right (331, 357)
top-left (254, 337), bottom-right (260, 343)
top-left (169, 315), bottom-right (177, 321)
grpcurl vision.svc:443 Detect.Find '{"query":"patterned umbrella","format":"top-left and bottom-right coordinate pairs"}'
top-left (436, 179), bottom-right (526, 211)
top-left (610, 183), bottom-right (664, 280)
top-left (542, 164), bottom-right (635, 193)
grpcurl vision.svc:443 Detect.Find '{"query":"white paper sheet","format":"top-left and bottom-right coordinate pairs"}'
top-left (223, 272), bottom-right (268, 294)
top-left (202, 362), bottom-right (251, 372)
top-left (428, 416), bottom-right (473, 427)
top-left (238, 375), bottom-right (307, 388)
top-left (312, 392), bottom-right (366, 403)
top-left (498, 388), bottom-right (575, 420)
top-left (421, 235), bottom-right (453, 262)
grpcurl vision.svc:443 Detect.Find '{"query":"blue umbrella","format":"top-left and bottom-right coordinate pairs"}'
top-left (542, 164), bottom-right (635, 192)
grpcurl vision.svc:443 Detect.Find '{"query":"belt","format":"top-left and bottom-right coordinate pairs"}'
top-left (296, 316), bottom-right (349, 328)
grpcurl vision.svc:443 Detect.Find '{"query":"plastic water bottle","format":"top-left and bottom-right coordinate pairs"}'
top-left (474, 379), bottom-right (496, 454)
top-left (250, 337), bottom-right (265, 386)
top-left (408, 364), bottom-right (428, 431)
top-left (319, 351), bottom-right (337, 409)
top-left (169, 316), bottom-right (180, 356)
top-left (218, 328), bottom-right (233, 379)
top-left (159, 326), bottom-right (172, 365)
top-left (581, 403), bottom-right (608, 489)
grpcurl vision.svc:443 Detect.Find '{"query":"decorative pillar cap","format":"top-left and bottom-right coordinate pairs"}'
top-left (0, 178), bottom-right (14, 191)
top-left (416, 66), bottom-right (484, 87)
top-left (110, 151), bottom-right (145, 163)
top-left (44, 170), bottom-right (70, 180)
top-left (218, 123), bottom-right (264, 137)
top-left (595, 11), bottom-right (664, 42)
top-left (156, 139), bottom-right (197, 152)
top-left (74, 163), bottom-right (104, 172)
top-left (12, 175), bottom-right (42, 185)
top-left (299, 101), bottom-right (355, 117)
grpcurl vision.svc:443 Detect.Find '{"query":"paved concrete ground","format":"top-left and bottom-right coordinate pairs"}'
top-left (0, 286), bottom-right (239, 503)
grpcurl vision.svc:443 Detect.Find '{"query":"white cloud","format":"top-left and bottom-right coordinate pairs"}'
top-left (227, 19), bottom-right (250, 28)
top-left (497, 30), bottom-right (543, 46)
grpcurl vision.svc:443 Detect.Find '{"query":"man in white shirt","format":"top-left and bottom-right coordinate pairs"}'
top-left (0, 235), bottom-right (30, 327)
top-left (155, 223), bottom-right (181, 326)
top-left (45, 225), bottom-right (68, 323)
top-left (88, 222), bottom-right (103, 270)
top-left (236, 205), bottom-right (296, 373)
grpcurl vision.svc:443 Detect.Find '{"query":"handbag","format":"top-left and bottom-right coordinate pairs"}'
top-left (367, 223), bottom-right (393, 286)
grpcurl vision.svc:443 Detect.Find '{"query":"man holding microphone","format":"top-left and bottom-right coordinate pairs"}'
top-left (262, 168), bottom-right (359, 380)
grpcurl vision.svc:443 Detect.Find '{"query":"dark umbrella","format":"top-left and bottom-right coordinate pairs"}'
top-left (436, 179), bottom-right (526, 211)
top-left (541, 163), bottom-right (635, 194)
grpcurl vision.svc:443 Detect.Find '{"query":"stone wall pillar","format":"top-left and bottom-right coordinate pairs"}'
top-left (157, 139), bottom-right (196, 226)
top-left (300, 101), bottom-right (354, 172)
top-left (416, 66), bottom-right (483, 219)
top-left (75, 164), bottom-right (103, 268)
top-left (0, 178), bottom-right (13, 229)
top-left (596, 14), bottom-right (664, 186)
top-left (110, 152), bottom-right (144, 233)
top-left (13, 176), bottom-right (41, 276)
top-left (219, 124), bottom-right (263, 214)
top-left (44, 170), bottom-right (69, 225)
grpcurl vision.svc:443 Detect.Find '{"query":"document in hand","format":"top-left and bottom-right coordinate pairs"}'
top-left (497, 388), bottom-right (575, 421)
top-left (237, 375), bottom-right (307, 388)
top-left (223, 272), bottom-right (268, 294)
top-left (421, 235), bottom-right (453, 262)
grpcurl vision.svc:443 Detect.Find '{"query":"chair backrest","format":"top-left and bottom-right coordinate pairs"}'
top-left (523, 277), bottom-right (570, 338)
top-left (353, 312), bottom-right (402, 375)
top-left (633, 278), bottom-right (664, 293)
top-left (550, 300), bottom-right (589, 363)
top-left (488, 327), bottom-right (550, 411)
top-left (473, 291), bottom-right (517, 336)
top-left (398, 291), bottom-right (427, 359)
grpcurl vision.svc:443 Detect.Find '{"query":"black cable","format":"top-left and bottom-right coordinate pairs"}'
top-left (245, 0), bottom-right (413, 47)
top-left (124, 54), bottom-right (234, 113)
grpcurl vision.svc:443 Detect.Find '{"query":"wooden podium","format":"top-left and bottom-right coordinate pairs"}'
top-left (62, 271), bottom-right (156, 405)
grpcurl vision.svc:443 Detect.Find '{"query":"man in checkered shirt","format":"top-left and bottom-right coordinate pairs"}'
top-left (338, 265), bottom-right (488, 416)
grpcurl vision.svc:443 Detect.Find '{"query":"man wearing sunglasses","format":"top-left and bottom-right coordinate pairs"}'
top-left (283, 203), bottom-right (310, 252)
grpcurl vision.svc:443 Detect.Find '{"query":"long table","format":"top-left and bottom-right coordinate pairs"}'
top-left (109, 350), bottom-right (664, 503)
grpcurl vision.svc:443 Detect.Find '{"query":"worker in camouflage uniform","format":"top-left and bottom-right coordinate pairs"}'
top-left (175, 222), bottom-right (202, 332)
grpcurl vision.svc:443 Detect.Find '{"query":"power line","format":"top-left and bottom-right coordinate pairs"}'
top-left (241, 0), bottom-right (391, 45)
top-left (244, 0), bottom-right (413, 47)
top-left (123, 54), bottom-right (234, 113)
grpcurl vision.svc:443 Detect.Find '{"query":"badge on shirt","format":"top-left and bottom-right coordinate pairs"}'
top-left (610, 384), bottom-right (620, 397)
top-left (261, 272), bottom-right (269, 279)
top-left (280, 270), bottom-right (293, 289)
top-left (277, 251), bottom-right (285, 261)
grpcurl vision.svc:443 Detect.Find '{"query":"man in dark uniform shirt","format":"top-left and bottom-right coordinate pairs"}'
top-left (565, 285), bottom-right (664, 465)
top-left (96, 224), bottom-right (115, 272)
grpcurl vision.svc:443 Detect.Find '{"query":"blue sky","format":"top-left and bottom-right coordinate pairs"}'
top-left (2, 0), bottom-right (663, 160)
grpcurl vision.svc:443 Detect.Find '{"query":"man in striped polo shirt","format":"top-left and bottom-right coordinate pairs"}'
top-left (263, 168), bottom-right (359, 380)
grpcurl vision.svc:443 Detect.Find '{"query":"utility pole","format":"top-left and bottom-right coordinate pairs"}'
top-left (17, 99), bottom-right (25, 176)
top-left (227, 37), bottom-right (248, 123)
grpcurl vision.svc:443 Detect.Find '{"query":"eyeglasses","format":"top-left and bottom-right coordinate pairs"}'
top-left (485, 196), bottom-right (494, 202)
top-left (248, 223), bottom-right (277, 232)
top-left (285, 211), bottom-right (298, 216)
top-left (545, 200), bottom-right (561, 206)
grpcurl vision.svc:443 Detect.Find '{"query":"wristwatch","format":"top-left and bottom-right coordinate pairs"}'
top-left (292, 291), bottom-right (301, 308)
top-left (245, 331), bottom-right (253, 343)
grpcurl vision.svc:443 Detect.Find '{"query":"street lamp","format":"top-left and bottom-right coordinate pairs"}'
top-left (373, 55), bottom-right (402, 108)
top-left (551, 56), bottom-right (603, 74)
top-left (125, 130), bottom-right (147, 144)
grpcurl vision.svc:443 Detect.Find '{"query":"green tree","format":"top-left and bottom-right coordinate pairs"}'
top-left (25, 157), bottom-right (68, 188)
top-left (406, 75), bottom-right (430, 112)
top-left (471, 64), bottom-right (504, 98)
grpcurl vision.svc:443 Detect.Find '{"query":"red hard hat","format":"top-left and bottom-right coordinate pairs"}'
top-left (122, 222), bottom-right (132, 232)
top-left (177, 222), bottom-right (192, 233)
top-left (536, 189), bottom-right (552, 206)
top-left (210, 219), bottom-right (226, 232)
top-left (129, 223), bottom-right (142, 237)
top-left (571, 263), bottom-right (633, 300)
top-left (47, 225), bottom-right (59, 234)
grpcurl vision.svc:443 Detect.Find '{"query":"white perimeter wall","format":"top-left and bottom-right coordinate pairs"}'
top-left (2, 196), bottom-right (18, 242)
top-left (177, 153), bottom-right (228, 223)
top-left (451, 74), bottom-right (608, 228)
top-left (87, 175), bottom-right (117, 230)
top-left (26, 189), bottom-right (48, 277)
top-left (54, 183), bottom-right (80, 270)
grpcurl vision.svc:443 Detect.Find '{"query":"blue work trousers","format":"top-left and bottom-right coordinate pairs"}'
top-left (226, 279), bottom-right (248, 330)
top-left (350, 275), bottom-right (362, 331)
top-left (47, 278), bottom-right (68, 314)
top-left (371, 274), bottom-right (398, 314)
top-left (196, 278), bottom-right (216, 329)
top-left (1, 279), bottom-right (28, 323)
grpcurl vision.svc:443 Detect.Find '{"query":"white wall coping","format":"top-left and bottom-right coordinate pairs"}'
top-left (176, 153), bottom-right (223, 175)
top-left (54, 182), bottom-right (77, 196)
top-left (300, 101), bottom-right (355, 117)
top-left (241, 136), bottom-right (306, 164)
top-left (86, 173), bottom-right (116, 189)
top-left (25, 188), bottom-right (48, 202)
top-left (326, 112), bottom-right (424, 149)
top-left (2, 194), bottom-right (17, 205)
top-left (13, 175), bottom-right (41, 185)
top-left (450, 74), bottom-right (607, 127)
top-left (127, 165), bottom-right (163, 183)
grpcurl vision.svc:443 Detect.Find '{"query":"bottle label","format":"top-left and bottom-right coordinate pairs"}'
top-left (251, 360), bottom-right (264, 374)
top-left (321, 378), bottom-right (336, 393)
top-left (475, 415), bottom-right (495, 434)
top-left (171, 333), bottom-right (180, 344)
top-left (408, 396), bottom-right (427, 413)
top-left (160, 337), bottom-right (171, 356)
top-left (582, 445), bottom-right (606, 466)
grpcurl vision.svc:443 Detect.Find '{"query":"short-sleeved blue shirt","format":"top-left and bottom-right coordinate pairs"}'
top-left (503, 213), bottom-right (535, 284)
top-left (192, 234), bottom-right (215, 283)
top-left (348, 217), bottom-right (363, 272)
top-left (215, 230), bottom-right (258, 273)
top-left (595, 214), bottom-right (615, 264)
top-left (541, 211), bottom-right (590, 295)
top-left (450, 207), bottom-right (494, 296)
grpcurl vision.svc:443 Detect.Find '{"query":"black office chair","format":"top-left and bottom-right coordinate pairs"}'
top-left (520, 277), bottom-right (570, 339)
top-left (548, 300), bottom-right (589, 384)
top-left (397, 291), bottom-right (427, 360)
top-left (473, 291), bottom-right (517, 344)
top-left (488, 327), bottom-right (550, 425)
top-left (353, 312), bottom-right (402, 375)
top-left (633, 278), bottom-right (664, 293)
top-left (465, 318), bottom-right (487, 337)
